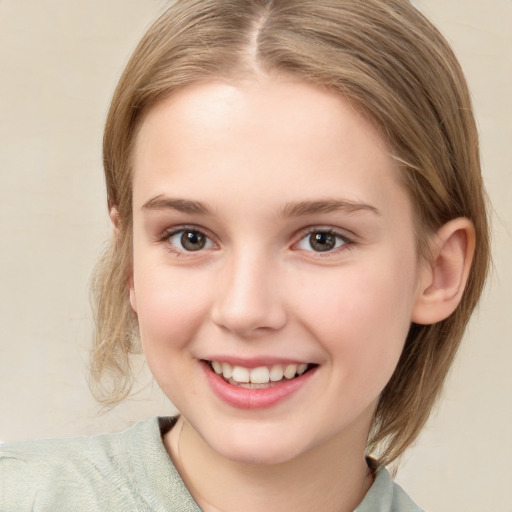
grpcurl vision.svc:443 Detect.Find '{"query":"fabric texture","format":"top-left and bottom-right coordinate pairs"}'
top-left (0, 417), bottom-right (423, 511)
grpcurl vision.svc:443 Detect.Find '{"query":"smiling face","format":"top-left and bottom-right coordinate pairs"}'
top-left (130, 76), bottom-right (425, 465)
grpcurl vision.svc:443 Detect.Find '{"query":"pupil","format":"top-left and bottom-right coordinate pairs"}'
top-left (310, 232), bottom-right (335, 252)
top-left (181, 231), bottom-right (205, 251)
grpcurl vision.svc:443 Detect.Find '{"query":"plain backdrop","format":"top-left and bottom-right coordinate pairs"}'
top-left (0, 1), bottom-right (510, 511)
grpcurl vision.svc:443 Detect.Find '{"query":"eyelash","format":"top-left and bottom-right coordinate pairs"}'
top-left (158, 226), bottom-right (354, 256)
top-left (294, 228), bottom-right (354, 255)
top-left (159, 226), bottom-right (216, 256)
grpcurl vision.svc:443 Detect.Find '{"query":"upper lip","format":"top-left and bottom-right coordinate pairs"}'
top-left (201, 356), bottom-right (314, 368)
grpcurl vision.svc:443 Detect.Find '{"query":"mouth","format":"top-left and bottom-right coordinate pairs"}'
top-left (205, 360), bottom-right (316, 389)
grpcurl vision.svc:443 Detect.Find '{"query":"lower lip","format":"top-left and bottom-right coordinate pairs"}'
top-left (202, 362), bottom-right (316, 410)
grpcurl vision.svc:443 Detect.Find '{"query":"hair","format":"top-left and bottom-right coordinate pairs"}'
top-left (90, 0), bottom-right (490, 465)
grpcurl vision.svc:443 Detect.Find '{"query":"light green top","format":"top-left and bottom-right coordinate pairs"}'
top-left (0, 417), bottom-right (423, 512)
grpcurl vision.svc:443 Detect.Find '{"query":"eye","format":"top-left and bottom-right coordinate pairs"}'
top-left (296, 230), bottom-right (349, 253)
top-left (168, 229), bottom-right (214, 252)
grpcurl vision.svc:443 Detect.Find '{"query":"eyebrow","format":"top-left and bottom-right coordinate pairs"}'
top-left (142, 195), bottom-right (211, 215)
top-left (280, 199), bottom-right (380, 217)
top-left (141, 195), bottom-right (380, 217)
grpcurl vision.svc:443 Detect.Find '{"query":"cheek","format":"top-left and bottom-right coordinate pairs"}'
top-left (133, 268), bottom-right (213, 401)
top-left (296, 255), bottom-right (417, 386)
top-left (133, 265), bottom-right (212, 353)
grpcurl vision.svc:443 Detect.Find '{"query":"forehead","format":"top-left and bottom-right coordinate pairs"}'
top-left (132, 78), bottom-right (409, 220)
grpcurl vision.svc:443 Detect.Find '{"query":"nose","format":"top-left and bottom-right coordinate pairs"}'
top-left (211, 251), bottom-right (288, 337)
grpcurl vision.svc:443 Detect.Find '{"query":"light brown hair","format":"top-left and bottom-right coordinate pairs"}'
top-left (90, 0), bottom-right (490, 465)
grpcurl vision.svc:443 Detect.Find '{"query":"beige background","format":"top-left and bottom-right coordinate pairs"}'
top-left (0, 1), bottom-right (510, 511)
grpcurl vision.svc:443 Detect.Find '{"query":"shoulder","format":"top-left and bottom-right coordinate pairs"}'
top-left (355, 465), bottom-right (425, 512)
top-left (0, 417), bottom-right (163, 512)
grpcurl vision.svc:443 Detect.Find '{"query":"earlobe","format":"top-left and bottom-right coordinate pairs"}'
top-left (109, 207), bottom-right (121, 234)
top-left (412, 218), bottom-right (476, 325)
top-left (111, 206), bottom-right (137, 313)
top-left (129, 285), bottom-right (137, 313)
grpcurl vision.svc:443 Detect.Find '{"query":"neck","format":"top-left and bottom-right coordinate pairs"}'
top-left (164, 416), bottom-right (374, 512)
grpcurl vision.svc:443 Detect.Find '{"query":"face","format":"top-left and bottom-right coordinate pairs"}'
top-left (130, 77), bottom-right (425, 465)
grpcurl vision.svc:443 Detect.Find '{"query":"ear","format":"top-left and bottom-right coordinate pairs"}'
top-left (129, 278), bottom-right (137, 313)
top-left (109, 206), bottom-right (121, 234)
top-left (110, 206), bottom-right (138, 313)
top-left (412, 218), bottom-right (475, 325)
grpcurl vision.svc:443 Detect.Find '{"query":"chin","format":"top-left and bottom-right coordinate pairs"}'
top-left (202, 423), bottom-right (312, 467)
top-left (219, 441), bottom-right (302, 466)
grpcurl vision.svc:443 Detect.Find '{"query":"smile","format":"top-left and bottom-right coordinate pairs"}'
top-left (208, 361), bottom-right (314, 389)
top-left (203, 359), bottom-right (318, 409)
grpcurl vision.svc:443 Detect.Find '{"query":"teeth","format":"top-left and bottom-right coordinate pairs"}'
top-left (210, 361), bottom-right (310, 385)
top-left (297, 363), bottom-right (308, 375)
top-left (250, 366), bottom-right (270, 384)
top-left (231, 366), bottom-right (250, 383)
top-left (211, 361), bottom-right (222, 374)
top-left (221, 362), bottom-right (233, 379)
top-left (284, 364), bottom-right (298, 379)
top-left (269, 365), bottom-right (284, 381)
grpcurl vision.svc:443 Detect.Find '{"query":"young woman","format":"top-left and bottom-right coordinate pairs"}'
top-left (1, 1), bottom-right (490, 510)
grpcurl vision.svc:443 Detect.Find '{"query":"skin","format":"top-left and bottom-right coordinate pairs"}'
top-left (128, 76), bottom-right (469, 512)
